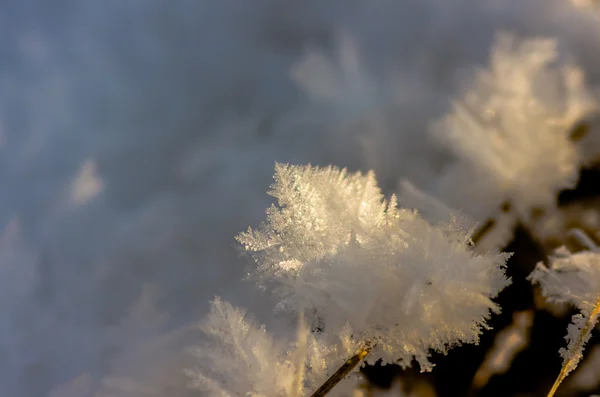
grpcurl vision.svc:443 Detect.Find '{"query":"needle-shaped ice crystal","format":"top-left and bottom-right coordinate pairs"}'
top-left (431, 33), bottom-right (595, 219)
top-left (238, 163), bottom-right (511, 371)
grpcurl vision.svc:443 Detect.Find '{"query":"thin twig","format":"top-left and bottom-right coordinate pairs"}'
top-left (308, 203), bottom-right (505, 397)
top-left (292, 312), bottom-right (308, 397)
top-left (471, 218), bottom-right (497, 246)
top-left (309, 344), bottom-right (373, 397)
top-left (546, 295), bottom-right (600, 397)
top-left (470, 200), bottom-right (513, 246)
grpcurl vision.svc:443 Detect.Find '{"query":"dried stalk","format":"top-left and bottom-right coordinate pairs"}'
top-left (309, 345), bottom-right (372, 397)
top-left (546, 295), bottom-right (600, 397)
top-left (308, 210), bottom-right (502, 397)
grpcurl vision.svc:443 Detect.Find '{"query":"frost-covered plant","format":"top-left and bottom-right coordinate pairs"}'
top-left (185, 297), bottom-right (360, 397)
top-left (185, 297), bottom-right (299, 396)
top-left (529, 230), bottom-right (600, 396)
top-left (237, 163), bottom-right (511, 371)
top-left (430, 33), bottom-right (595, 221)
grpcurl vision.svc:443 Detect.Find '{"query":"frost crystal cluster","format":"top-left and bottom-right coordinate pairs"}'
top-left (529, 231), bottom-right (600, 378)
top-left (237, 163), bottom-right (511, 370)
top-left (185, 297), bottom-right (359, 397)
top-left (529, 247), bottom-right (600, 313)
top-left (431, 33), bottom-right (594, 219)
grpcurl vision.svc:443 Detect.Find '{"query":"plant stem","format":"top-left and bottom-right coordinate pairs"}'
top-left (471, 218), bottom-right (497, 245)
top-left (308, 203), bottom-right (506, 397)
top-left (310, 344), bottom-right (372, 397)
top-left (546, 295), bottom-right (600, 397)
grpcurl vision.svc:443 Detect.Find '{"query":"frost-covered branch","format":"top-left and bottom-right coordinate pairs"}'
top-left (309, 344), bottom-right (372, 397)
top-left (238, 163), bottom-right (511, 375)
top-left (430, 33), bottom-right (596, 222)
top-left (186, 297), bottom-right (362, 397)
top-left (528, 230), bottom-right (600, 396)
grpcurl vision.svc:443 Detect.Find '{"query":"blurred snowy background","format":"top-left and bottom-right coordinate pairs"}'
top-left (2, 0), bottom-right (600, 396)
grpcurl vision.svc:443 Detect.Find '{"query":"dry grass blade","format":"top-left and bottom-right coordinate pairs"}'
top-left (546, 295), bottom-right (600, 397)
top-left (309, 345), bottom-right (372, 397)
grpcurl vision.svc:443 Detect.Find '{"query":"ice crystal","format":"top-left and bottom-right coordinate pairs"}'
top-left (238, 163), bottom-right (511, 371)
top-left (431, 33), bottom-right (595, 219)
top-left (529, 231), bottom-right (600, 379)
top-left (185, 297), bottom-right (359, 397)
